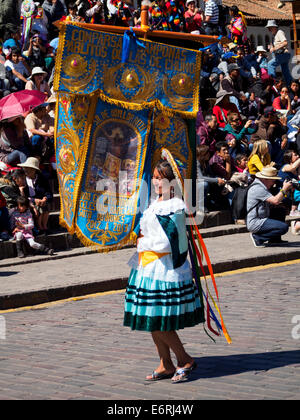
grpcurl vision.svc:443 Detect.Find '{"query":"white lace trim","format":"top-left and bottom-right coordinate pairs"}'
top-left (148, 197), bottom-right (186, 215)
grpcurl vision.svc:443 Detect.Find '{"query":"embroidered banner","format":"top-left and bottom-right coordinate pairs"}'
top-left (54, 23), bottom-right (201, 117)
top-left (54, 23), bottom-right (199, 250)
top-left (56, 97), bottom-right (152, 250)
top-left (56, 92), bottom-right (97, 232)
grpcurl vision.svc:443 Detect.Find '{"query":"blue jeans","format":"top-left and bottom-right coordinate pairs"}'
top-left (12, 77), bottom-right (25, 91)
top-left (203, 23), bottom-right (219, 35)
top-left (6, 148), bottom-right (28, 165)
top-left (268, 53), bottom-right (292, 86)
top-left (252, 218), bottom-right (289, 243)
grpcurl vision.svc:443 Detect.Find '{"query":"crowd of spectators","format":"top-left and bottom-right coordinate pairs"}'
top-left (0, 0), bottom-right (300, 252)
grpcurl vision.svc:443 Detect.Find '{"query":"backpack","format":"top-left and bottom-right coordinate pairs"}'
top-left (231, 183), bottom-right (258, 220)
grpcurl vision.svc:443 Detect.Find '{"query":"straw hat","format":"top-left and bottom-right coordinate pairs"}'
top-left (256, 167), bottom-right (281, 181)
top-left (18, 157), bottom-right (40, 171)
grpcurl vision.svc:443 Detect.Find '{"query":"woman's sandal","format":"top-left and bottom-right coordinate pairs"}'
top-left (146, 371), bottom-right (175, 381)
top-left (171, 362), bottom-right (197, 384)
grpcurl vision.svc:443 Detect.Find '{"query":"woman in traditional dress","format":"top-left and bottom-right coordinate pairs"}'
top-left (123, 155), bottom-right (205, 383)
top-left (227, 6), bottom-right (247, 47)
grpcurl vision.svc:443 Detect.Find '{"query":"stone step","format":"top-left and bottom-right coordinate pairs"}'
top-left (1, 221), bottom-right (240, 261)
top-left (47, 209), bottom-right (236, 230)
top-left (1, 215), bottom-right (298, 262)
top-left (200, 210), bottom-right (233, 228)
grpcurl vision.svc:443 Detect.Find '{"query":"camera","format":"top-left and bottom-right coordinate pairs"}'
top-left (286, 177), bottom-right (300, 191)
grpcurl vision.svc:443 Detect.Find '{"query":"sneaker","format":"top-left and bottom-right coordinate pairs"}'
top-left (250, 233), bottom-right (265, 248)
top-left (291, 221), bottom-right (300, 235)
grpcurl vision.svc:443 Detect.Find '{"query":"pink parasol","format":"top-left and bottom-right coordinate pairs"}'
top-left (0, 90), bottom-right (47, 121)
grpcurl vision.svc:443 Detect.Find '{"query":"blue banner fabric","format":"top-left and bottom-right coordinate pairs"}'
top-left (54, 23), bottom-right (201, 117)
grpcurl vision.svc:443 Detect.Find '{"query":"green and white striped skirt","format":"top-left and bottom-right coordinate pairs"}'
top-left (123, 265), bottom-right (205, 332)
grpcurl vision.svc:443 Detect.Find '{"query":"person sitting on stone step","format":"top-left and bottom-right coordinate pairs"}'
top-left (10, 196), bottom-right (54, 258)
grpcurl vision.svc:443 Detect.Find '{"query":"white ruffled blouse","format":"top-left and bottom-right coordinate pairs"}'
top-left (137, 197), bottom-right (186, 254)
top-left (128, 197), bottom-right (192, 283)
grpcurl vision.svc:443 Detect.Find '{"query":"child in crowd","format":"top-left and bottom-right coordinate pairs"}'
top-left (234, 153), bottom-right (251, 184)
top-left (235, 153), bottom-right (248, 173)
top-left (224, 112), bottom-right (256, 155)
top-left (255, 46), bottom-right (268, 73)
top-left (4, 47), bottom-right (31, 90)
top-left (65, 3), bottom-right (81, 22)
top-left (248, 139), bottom-right (273, 176)
top-left (10, 196), bottom-right (53, 258)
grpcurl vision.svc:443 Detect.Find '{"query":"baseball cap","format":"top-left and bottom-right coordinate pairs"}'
top-left (227, 63), bottom-right (240, 73)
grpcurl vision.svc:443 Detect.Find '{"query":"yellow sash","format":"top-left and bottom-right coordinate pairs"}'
top-left (139, 251), bottom-right (170, 267)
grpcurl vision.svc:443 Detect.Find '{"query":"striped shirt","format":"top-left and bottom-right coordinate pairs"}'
top-left (205, 0), bottom-right (219, 24)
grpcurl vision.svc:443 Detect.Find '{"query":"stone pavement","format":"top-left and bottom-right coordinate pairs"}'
top-left (0, 262), bottom-right (299, 400)
top-left (1, 230), bottom-right (300, 310)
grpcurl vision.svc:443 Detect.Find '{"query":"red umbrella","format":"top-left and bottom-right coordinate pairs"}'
top-left (0, 90), bottom-right (47, 121)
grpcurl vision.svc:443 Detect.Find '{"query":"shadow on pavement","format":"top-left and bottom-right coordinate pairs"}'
top-left (0, 271), bottom-right (19, 277)
top-left (192, 350), bottom-right (300, 379)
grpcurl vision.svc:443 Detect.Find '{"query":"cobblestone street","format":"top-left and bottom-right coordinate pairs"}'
top-left (0, 262), bottom-right (300, 401)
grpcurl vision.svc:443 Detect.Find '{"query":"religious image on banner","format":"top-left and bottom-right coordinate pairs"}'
top-left (87, 121), bottom-right (138, 196)
top-left (74, 99), bottom-right (152, 251)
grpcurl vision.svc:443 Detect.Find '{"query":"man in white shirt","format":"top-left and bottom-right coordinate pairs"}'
top-left (266, 20), bottom-right (292, 86)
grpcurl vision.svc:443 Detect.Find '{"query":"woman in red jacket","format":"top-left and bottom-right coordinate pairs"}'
top-left (272, 87), bottom-right (292, 114)
top-left (213, 90), bottom-right (241, 129)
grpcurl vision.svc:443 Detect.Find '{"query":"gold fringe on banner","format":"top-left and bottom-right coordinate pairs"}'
top-left (57, 88), bottom-right (199, 119)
